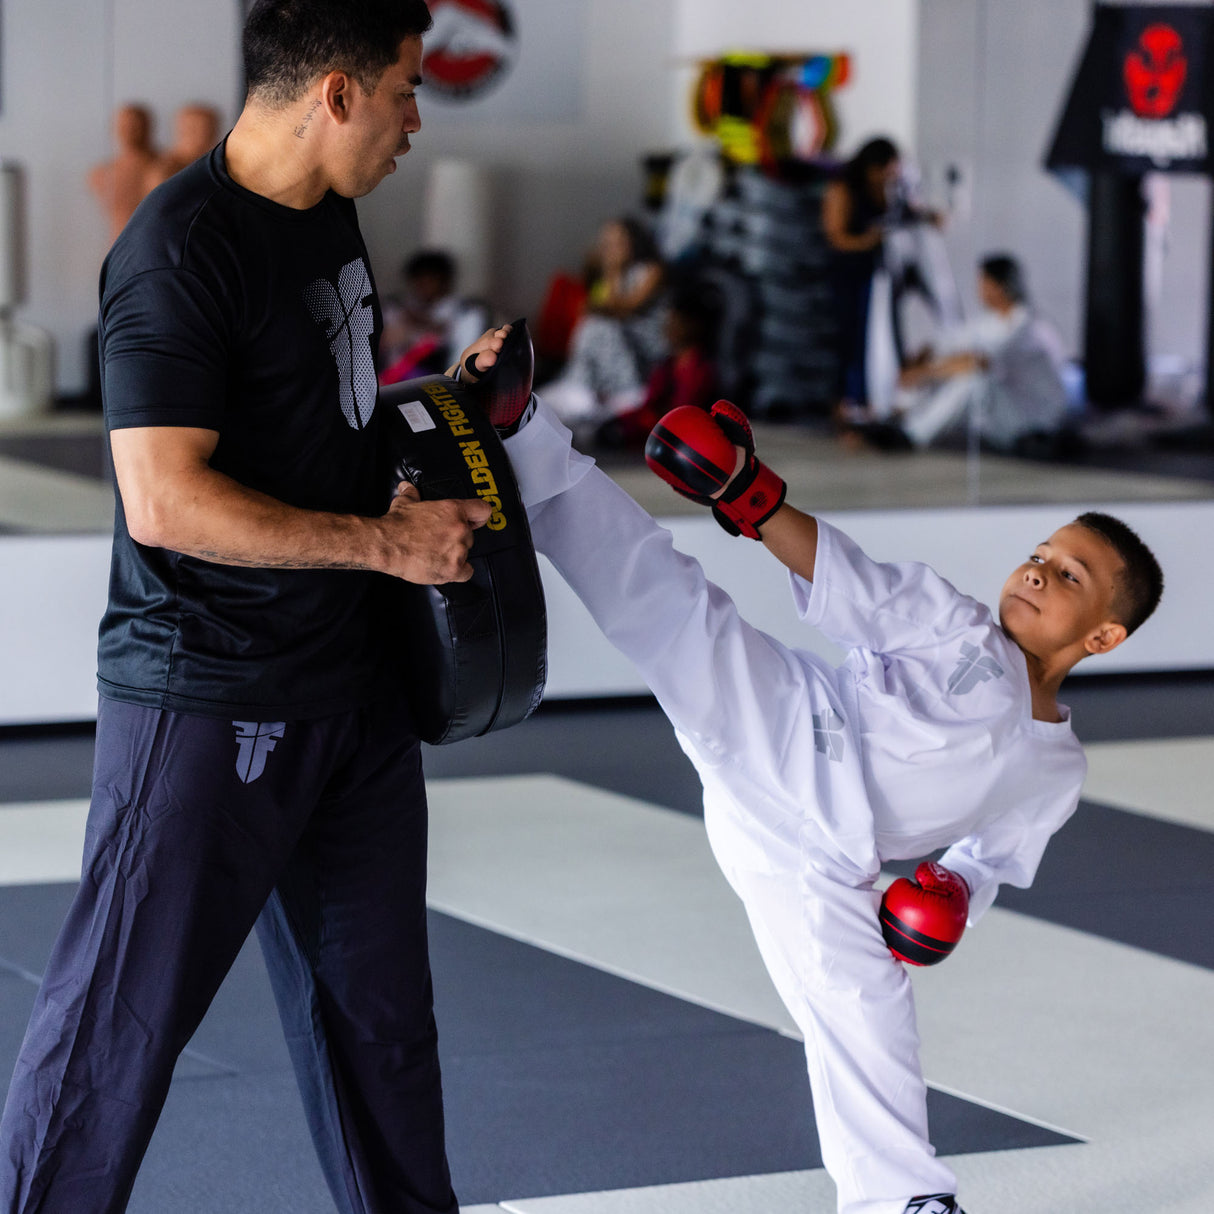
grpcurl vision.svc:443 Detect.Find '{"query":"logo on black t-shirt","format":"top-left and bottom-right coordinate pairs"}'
top-left (305, 258), bottom-right (378, 430)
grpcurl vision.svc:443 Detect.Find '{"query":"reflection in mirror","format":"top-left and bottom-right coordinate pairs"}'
top-left (0, 0), bottom-right (241, 534)
top-left (0, 0), bottom-right (1211, 541)
top-left (912, 0), bottom-right (1214, 512)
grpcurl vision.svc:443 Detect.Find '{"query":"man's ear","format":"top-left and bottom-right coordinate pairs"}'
top-left (1084, 620), bottom-right (1128, 657)
top-left (319, 70), bottom-right (354, 124)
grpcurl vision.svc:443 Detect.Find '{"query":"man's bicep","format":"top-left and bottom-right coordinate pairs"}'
top-left (110, 426), bottom-right (222, 542)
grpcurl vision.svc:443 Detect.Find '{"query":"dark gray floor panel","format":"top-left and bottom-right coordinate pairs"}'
top-left (427, 912), bottom-right (1077, 1204)
top-left (992, 799), bottom-right (1214, 970)
top-left (0, 732), bottom-right (96, 801)
top-left (0, 887), bottom-right (1077, 1209)
top-left (0, 883), bottom-right (308, 1081)
top-left (129, 1073), bottom-right (331, 1214)
top-left (422, 700), bottom-right (705, 817)
top-left (0, 971), bottom-right (37, 1069)
top-left (0, 882), bottom-right (76, 976)
top-left (6, 673), bottom-right (1214, 806)
top-left (890, 797), bottom-right (1214, 971)
top-left (181, 934), bottom-right (296, 1077)
top-left (0, 435), bottom-right (108, 481)
top-left (1065, 672), bottom-right (1214, 743)
top-left (440, 1032), bottom-right (818, 1202)
top-left (429, 908), bottom-right (759, 1055)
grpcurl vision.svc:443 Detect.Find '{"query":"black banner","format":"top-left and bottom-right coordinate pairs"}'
top-left (1047, 4), bottom-right (1214, 175)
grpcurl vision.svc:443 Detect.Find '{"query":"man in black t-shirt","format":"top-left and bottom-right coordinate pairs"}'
top-left (0, 4), bottom-right (508, 1212)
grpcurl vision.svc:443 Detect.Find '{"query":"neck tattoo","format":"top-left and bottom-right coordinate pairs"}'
top-left (294, 99), bottom-right (322, 140)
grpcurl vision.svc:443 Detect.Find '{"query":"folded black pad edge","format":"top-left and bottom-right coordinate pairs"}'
top-left (381, 374), bottom-right (547, 744)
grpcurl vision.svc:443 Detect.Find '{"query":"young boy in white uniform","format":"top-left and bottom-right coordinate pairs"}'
top-left (468, 330), bottom-right (1162, 1214)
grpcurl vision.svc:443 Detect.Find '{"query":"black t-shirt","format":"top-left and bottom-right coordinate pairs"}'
top-left (97, 143), bottom-right (394, 719)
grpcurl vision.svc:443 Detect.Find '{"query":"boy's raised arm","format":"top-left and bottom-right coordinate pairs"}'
top-left (757, 504), bottom-right (819, 583)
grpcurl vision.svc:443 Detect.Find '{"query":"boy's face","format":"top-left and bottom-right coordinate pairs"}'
top-left (999, 523), bottom-right (1127, 660)
top-left (977, 272), bottom-right (1005, 312)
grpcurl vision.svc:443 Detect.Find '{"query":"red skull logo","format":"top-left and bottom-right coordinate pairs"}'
top-left (1124, 23), bottom-right (1187, 119)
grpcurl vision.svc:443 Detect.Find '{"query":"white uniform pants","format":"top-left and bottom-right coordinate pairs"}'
top-left (900, 371), bottom-right (1024, 452)
top-left (506, 404), bottom-right (958, 1214)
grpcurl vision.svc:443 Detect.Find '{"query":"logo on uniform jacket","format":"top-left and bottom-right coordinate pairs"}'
top-left (947, 642), bottom-right (1005, 696)
top-left (233, 721), bottom-right (286, 784)
top-left (305, 259), bottom-right (377, 430)
top-left (423, 0), bottom-right (518, 101)
top-left (813, 709), bottom-right (846, 762)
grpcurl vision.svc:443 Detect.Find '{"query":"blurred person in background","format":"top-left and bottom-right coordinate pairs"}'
top-left (541, 216), bottom-right (667, 431)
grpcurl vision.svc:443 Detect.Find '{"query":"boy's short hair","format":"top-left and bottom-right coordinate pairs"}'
top-left (244, 0), bottom-right (433, 108)
top-left (979, 254), bottom-right (1028, 305)
top-left (1075, 511), bottom-right (1164, 635)
top-left (404, 250), bottom-right (457, 286)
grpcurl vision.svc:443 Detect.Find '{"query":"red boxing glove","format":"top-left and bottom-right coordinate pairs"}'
top-left (879, 862), bottom-right (970, 967)
top-left (645, 400), bottom-right (786, 539)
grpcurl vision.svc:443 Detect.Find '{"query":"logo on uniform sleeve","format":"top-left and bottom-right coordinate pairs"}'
top-left (947, 642), bottom-right (1005, 696)
top-left (813, 709), bottom-right (846, 762)
top-left (233, 721), bottom-right (286, 784)
top-left (304, 259), bottom-right (378, 430)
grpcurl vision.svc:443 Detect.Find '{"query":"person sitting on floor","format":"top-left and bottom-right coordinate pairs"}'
top-left (864, 254), bottom-right (1069, 454)
top-left (540, 216), bottom-right (667, 430)
top-left (599, 282), bottom-right (720, 448)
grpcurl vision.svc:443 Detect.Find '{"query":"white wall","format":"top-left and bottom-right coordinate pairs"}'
top-left (358, 0), bottom-right (678, 323)
top-left (0, 0), bottom-right (678, 390)
top-left (2, 0), bottom-right (923, 395)
top-left (10, 0), bottom-right (1206, 396)
top-left (671, 0), bottom-right (921, 155)
top-left (4, 501), bottom-right (1209, 726)
top-left (0, 1), bottom-right (110, 394)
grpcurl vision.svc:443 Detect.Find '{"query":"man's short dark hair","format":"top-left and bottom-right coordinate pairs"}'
top-left (1075, 511), bottom-right (1164, 635)
top-left (244, 0), bottom-right (433, 108)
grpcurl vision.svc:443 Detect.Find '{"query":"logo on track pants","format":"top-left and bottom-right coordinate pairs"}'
top-left (232, 721), bottom-right (287, 784)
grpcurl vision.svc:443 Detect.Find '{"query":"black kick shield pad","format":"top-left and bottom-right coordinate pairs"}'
top-left (381, 374), bottom-right (547, 744)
